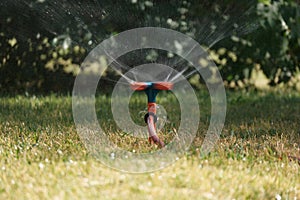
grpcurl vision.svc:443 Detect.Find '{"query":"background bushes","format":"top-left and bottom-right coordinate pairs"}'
top-left (0, 0), bottom-right (299, 94)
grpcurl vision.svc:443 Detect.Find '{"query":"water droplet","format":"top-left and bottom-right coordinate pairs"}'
top-left (57, 149), bottom-right (63, 155)
top-left (275, 194), bottom-right (282, 200)
top-left (110, 152), bottom-right (115, 159)
top-left (39, 163), bottom-right (44, 169)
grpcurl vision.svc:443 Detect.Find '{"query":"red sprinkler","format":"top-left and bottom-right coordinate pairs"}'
top-left (130, 82), bottom-right (173, 148)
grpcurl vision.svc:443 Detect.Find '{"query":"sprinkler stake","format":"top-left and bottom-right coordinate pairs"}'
top-left (131, 82), bottom-right (173, 148)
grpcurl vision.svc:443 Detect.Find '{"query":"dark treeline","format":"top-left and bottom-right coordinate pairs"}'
top-left (0, 0), bottom-right (299, 94)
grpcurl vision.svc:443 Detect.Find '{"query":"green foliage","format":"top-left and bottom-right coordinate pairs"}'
top-left (253, 0), bottom-right (300, 83)
top-left (0, 0), bottom-right (299, 93)
top-left (215, 0), bottom-right (300, 86)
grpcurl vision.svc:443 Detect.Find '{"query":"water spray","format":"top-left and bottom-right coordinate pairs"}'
top-left (73, 27), bottom-right (226, 172)
top-left (1, 0), bottom-right (257, 172)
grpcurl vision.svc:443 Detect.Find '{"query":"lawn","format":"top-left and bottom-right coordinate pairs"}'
top-left (0, 90), bottom-right (299, 199)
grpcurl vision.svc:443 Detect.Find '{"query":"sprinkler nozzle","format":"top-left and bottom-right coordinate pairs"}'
top-left (130, 82), bottom-right (173, 91)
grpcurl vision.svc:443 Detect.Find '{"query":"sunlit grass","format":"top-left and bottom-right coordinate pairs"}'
top-left (0, 90), bottom-right (299, 199)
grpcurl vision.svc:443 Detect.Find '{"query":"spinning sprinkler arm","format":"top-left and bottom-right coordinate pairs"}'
top-left (130, 82), bottom-right (173, 148)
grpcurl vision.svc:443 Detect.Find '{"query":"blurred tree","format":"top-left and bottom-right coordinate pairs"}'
top-left (214, 0), bottom-right (300, 87)
top-left (0, 0), bottom-right (299, 93)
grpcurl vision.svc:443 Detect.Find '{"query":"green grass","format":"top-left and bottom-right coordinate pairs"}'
top-left (0, 90), bottom-right (299, 199)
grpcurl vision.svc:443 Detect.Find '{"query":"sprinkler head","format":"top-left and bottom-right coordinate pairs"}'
top-left (130, 82), bottom-right (173, 148)
top-left (131, 82), bottom-right (173, 103)
top-left (130, 82), bottom-right (173, 91)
